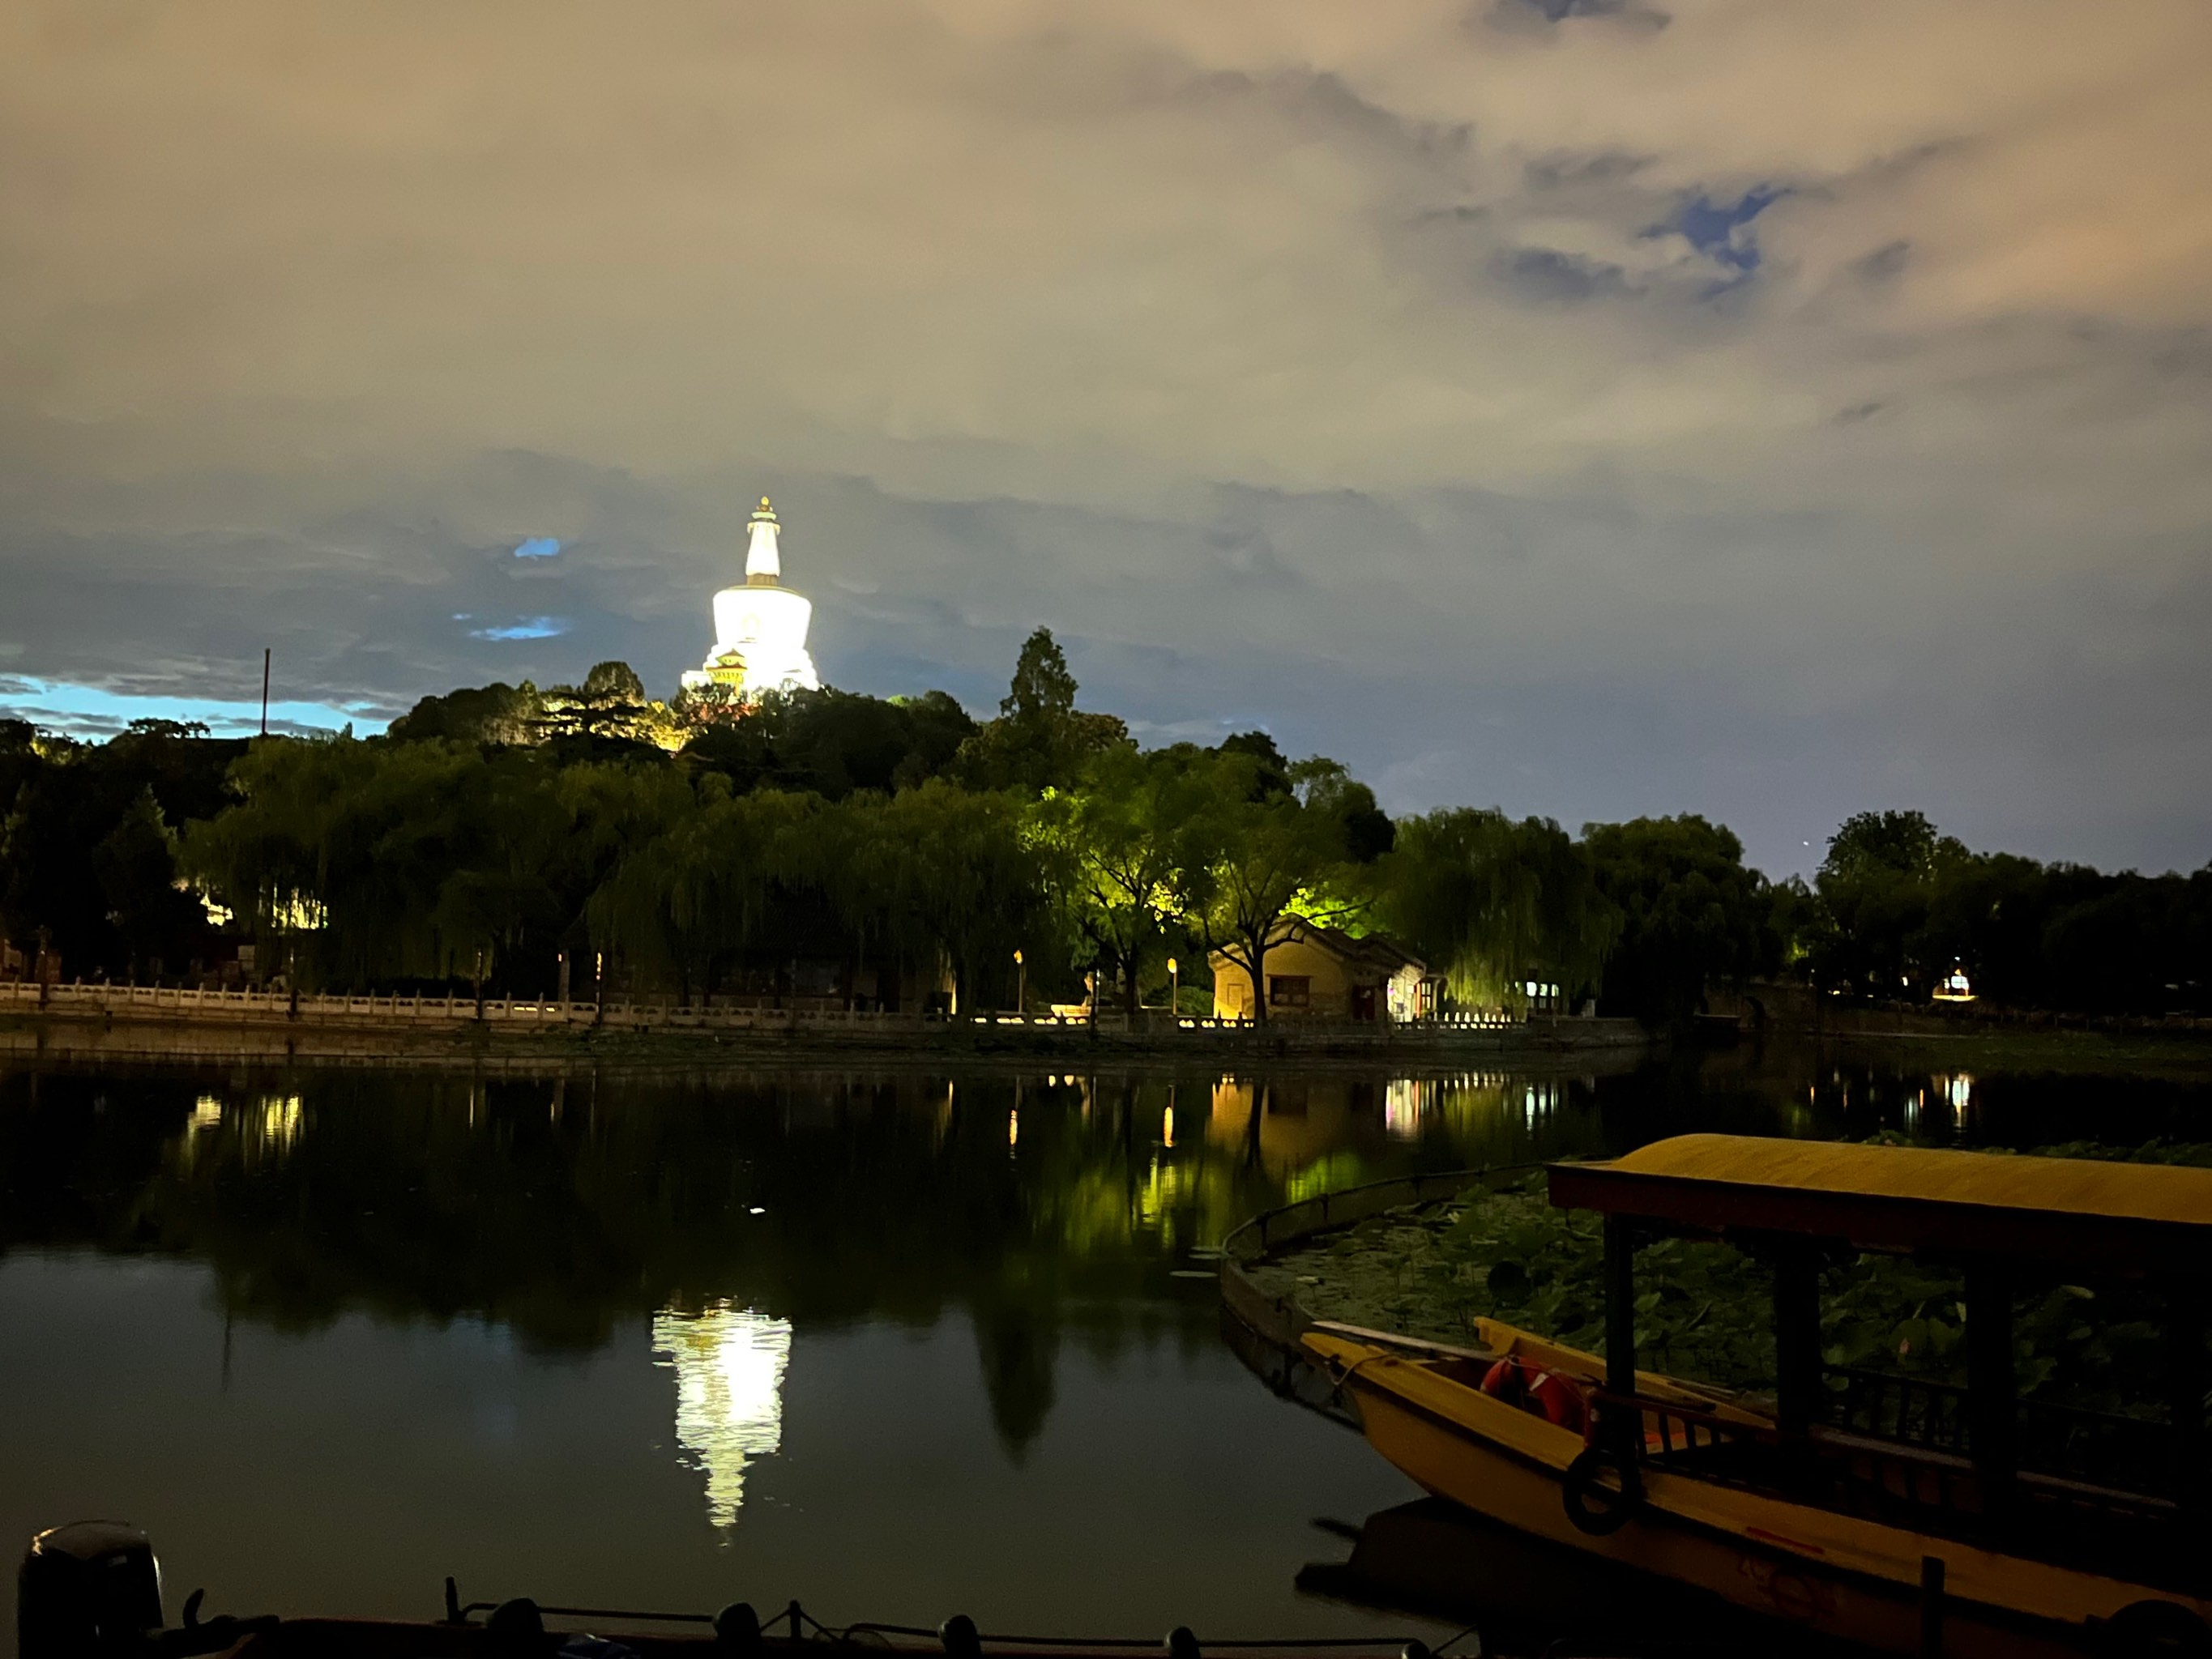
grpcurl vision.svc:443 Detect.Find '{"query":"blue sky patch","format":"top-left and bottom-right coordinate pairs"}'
top-left (512, 535), bottom-right (562, 559)
top-left (468, 616), bottom-right (570, 642)
top-left (0, 676), bottom-right (387, 739)
top-left (1665, 185), bottom-right (1785, 278)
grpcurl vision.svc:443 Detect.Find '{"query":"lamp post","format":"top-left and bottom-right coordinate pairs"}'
top-left (1014, 948), bottom-right (1025, 1017)
top-left (593, 950), bottom-right (604, 1026)
top-left (1167, 956), bottom-right (1179, 1021)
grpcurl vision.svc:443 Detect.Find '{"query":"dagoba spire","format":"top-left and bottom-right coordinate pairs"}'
top-left (745, 497), bottom-right (781, 585)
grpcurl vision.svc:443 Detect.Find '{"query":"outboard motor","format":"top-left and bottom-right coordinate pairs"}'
top-left (18, 1522), bottom-right (164, 1659)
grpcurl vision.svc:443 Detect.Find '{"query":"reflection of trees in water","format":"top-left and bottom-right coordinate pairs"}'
top-left (970, 1291), bottom-right (1059, 1463)
top-left (0, 1069), bottom-right (1324, 1452)
top-left (0, 1060), bottom-right (1757, 1454)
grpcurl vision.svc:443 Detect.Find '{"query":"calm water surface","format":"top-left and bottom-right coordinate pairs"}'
top-left (3, 1047), bottom-right (2207, 1651)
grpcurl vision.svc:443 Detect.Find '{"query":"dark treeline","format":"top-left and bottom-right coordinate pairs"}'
top-left (2, 630), bottom-right (2206, 1022)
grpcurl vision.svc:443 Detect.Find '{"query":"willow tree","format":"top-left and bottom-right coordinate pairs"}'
top-left (181, 734), bottom-right (474, 987)
top-left (586, 786), bottom-right (818, 1005)
top-left (184, 734), bottom-right (691, 994)
top-left (866, 782), bottom-right (1050, 1013)
top-left (1030, 745), bottom-right (1215, 1015)
top-left (1374, 808), bottom-right (1619, 1012)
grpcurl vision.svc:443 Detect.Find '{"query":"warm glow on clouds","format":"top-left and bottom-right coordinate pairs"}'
top-left (1, 0), bottom-right (2207, 872)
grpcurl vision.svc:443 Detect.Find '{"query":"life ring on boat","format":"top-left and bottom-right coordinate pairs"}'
top-left (1561, 1444), bottom-right (1644, 1537)
top-left (1479, 1357), bottom-right (1531, 1402)
top-left (1528, 1369), bottom-right (1587, 1435)
top-left (1480, 1358), bottom-right (1587, 1435)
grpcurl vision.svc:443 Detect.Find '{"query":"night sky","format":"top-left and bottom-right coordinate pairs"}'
top-left (2, 2), bottom-right (2207, 878)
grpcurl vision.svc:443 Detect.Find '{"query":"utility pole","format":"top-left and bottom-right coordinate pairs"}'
top-left (259, 649), bottom-right (271, 738)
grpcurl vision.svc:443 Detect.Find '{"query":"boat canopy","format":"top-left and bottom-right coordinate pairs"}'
top-left (1548, 1132), bottom-right (2212, 1274)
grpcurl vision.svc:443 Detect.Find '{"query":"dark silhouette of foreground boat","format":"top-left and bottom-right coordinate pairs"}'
top-left (18, 1521), bottom-right (1445, 1659)
top-left (1307, 1135), bottom-right (2212, 1657)
top-left (1298, 1497), bottom-right (1865, 1657)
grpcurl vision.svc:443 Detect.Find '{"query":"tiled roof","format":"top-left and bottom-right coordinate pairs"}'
top-left (1207, 917), bottom-right (1429, 976)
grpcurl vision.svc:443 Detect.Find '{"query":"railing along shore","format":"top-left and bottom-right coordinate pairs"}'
top-left (0, 978), bottom-right (1646, 1047)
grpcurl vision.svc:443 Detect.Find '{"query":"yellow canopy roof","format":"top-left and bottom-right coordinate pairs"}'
top-left (1548, 1132), bottom-right (2212, 1274)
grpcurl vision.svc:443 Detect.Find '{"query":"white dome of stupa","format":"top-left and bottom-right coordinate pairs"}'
top-left (681, 497), bottom-right (821, 697)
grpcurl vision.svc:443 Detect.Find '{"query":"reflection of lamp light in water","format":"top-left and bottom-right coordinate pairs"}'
top-left (651, 1303), bottom-right (792, 1528)
top-left (1008, 1109), bottom-right (1018, 1151)
top-left (1164, 1107), bottom-right (1176, 1148)
top-left (1385, 1081), bottom-right (1420, 1140)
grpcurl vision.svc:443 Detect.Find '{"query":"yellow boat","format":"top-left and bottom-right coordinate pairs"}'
top-left (1305, 1135), bottom-right (2212, 1657)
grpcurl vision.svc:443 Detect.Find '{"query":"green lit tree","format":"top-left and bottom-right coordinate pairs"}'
top-left (1375, 808), bottom-right (1617, 1011)
top-left (1168, 751), bottom-right (1354, 1025)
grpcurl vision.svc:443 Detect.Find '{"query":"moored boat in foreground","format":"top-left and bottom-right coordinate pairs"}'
top-left (1306, 1134), bottom-right (2212, 1657)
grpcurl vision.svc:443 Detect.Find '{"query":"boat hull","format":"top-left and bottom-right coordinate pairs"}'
top-left (1308, 1332), bottom-right (2208, 1657)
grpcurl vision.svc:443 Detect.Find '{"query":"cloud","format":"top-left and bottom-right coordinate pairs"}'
top-left (1495, 246), bottom-right (1636, 304)
top-left (0, 0), bottom-right (2207, 873)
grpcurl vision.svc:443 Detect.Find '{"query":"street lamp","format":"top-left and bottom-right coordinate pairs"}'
top-left (1014, 948), bottom-right (1025, 1017)
top-left (1167, 956), bottom-right (1180, 1018)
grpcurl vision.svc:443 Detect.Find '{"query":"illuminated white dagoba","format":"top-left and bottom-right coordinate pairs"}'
top-left (681, 497), bottom-right (820, 697)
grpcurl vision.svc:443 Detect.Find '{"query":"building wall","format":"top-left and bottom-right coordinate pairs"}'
top-left (1211, 933), bottom-right (1369, 1020)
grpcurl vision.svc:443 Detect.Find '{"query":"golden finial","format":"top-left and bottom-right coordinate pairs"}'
top-left (760, 496), bottom-right (771, 509)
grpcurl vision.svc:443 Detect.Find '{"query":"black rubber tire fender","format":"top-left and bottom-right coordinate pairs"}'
top-left (1561, 1444), bottom-right (1645, 1537)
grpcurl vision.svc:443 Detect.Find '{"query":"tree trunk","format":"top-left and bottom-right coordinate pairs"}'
top-left (1246, 933), bottom-right (1268, 1026)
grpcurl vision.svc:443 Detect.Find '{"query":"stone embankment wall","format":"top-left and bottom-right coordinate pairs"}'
top-left (1711, 979), bottom-right (2212, 1038)
top-left (0, 979), bottom-right (1650, 1063)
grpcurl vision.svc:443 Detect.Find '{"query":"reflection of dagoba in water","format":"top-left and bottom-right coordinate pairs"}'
top-left (651, 1302), bottom-right (792, 1526)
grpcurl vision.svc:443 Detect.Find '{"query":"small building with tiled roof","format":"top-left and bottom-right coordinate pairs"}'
top-left (1210, 917), bottom-right (1440, 1024)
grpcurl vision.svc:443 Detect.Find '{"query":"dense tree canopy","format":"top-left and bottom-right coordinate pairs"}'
top-left (3, 642), bottom-right (2206, 1019)
top-left (951, 628), bottom-right (1132, 794)
top-left (1582, 816), bottom-right (1774, 1026)
top-left (0, 718), bottom-right (243, 980)
top-left (1373, 809), bottom-right (1618, 1010)
top-left (1793, 817), bottom-right (2212, 1013)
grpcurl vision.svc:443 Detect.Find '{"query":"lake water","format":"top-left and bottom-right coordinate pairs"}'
top-left (4, 1046), bottom-right (2208, 1653)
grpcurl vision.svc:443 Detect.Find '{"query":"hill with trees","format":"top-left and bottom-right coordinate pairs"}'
top-left (2, 633), bottom-right (2206, 1024)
